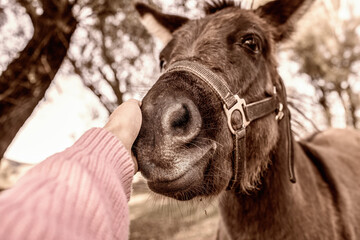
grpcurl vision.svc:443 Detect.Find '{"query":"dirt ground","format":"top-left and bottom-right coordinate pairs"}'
top-left (0, 158), bottom-right (34, 190)
top-left (129, 174), bottom-right (220, 240)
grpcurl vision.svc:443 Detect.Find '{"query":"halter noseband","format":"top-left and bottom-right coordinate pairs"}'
top-left (164, 60), bottom-right (296, 190)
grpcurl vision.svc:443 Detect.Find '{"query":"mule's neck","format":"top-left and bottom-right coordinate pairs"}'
top-left (218, 117), bottom-right (336, 240)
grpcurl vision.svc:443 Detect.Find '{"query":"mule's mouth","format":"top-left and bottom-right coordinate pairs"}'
top-left (147, 165), bottom-right (200, 196)
top-left (145, 144), bottom-right (216, 200)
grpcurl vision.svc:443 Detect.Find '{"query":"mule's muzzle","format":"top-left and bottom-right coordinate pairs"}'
top-left (135, 89), bottom-right (204, 180)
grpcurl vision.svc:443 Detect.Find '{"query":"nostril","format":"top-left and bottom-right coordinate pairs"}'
top-left (162, 98), bottom-right (202, 141)
top-left (170, 104), bottom-right (190, 130)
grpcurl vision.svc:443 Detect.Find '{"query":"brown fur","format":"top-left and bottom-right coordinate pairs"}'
top-left (133, 1), bottom-right (360, 239)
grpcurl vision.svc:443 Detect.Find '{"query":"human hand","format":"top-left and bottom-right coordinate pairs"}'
top-left (104, 99), bottom-right (142, 173)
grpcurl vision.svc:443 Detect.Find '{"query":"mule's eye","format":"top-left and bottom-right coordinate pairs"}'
top-left (240, 35), bottom-right (261, 54)
top-left (160, 59), bottom-right (167, 71)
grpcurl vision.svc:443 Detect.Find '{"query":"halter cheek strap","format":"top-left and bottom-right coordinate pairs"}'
top-left (164, 60), bottom-right (296, 190)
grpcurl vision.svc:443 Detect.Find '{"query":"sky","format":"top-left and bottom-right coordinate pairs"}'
top-left (2, 0), bottom-right (360, 164)
top-left (5, 74), bottom-right (110, 163)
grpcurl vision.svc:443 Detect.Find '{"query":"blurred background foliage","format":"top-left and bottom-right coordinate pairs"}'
top-left (289, 0), bottom-right (360, 129)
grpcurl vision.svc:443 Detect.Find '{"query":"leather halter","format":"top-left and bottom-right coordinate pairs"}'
top-left (164, 60), bottom-right (296, 190)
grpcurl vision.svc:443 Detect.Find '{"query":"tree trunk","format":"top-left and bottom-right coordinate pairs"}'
top-left (318, 86), bottom-right (332, 127)
top-left (336, 88), bottom-right (350, 126)
top-left (346, 87), bottom-right (358, 128)
top-left (0, 1), bottom-right (77, 161)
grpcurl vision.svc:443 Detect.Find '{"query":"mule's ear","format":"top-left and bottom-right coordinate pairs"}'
top-left (255, 0), bottom-right (314, 41)
top-left (135, 3), bottom-right (189, 45)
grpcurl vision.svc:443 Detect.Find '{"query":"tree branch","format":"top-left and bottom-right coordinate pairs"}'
top-left (67, 56), bottom-right (113, 114)
top-left (17, 0), bottom-right (38, 26)
top-left (0, 0), bottom-right (77, 160)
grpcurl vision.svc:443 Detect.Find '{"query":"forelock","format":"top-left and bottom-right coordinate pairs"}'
top-left (204, 0), bottom-right (242, 15)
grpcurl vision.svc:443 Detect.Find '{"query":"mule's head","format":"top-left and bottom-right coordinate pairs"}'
top-left (133, 0), bottom-right (313, 200)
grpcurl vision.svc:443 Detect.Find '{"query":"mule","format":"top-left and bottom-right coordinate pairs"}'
top-left (133, 1), bottom-right (360, 239)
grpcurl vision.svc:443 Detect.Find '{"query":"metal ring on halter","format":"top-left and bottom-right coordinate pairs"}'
top-left (223, 95), bottom-right (250, 135)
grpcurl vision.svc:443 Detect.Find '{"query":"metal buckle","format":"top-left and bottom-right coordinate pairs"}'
top-left (276, 103), bottom-right (284, 121)
top-left (273, 87), bottom-right (284, 121)
top-left (223, 95), bottom-right (250, 135)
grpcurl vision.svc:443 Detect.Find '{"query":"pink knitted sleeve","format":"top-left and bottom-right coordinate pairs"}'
top-left (0, 128), bottom-right (134, 240)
